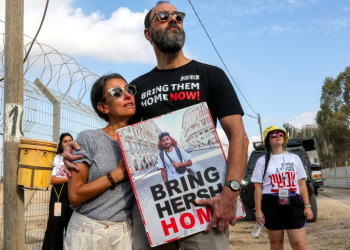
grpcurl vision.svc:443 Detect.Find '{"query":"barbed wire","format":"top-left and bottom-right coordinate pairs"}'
top-left (0, 31), bottom-right (99, 110)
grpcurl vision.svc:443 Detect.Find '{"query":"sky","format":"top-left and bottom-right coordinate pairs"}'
top-left (0, 0), bottom-right (349, 154)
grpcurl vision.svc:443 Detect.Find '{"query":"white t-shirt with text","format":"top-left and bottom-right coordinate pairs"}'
top-left (157, 147), bottom-right (191, 181)
top-left (251, 152), bottom-right (306, 195)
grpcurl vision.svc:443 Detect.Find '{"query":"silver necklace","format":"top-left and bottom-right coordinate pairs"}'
top-left (270, 152), bottom-right (287, 187)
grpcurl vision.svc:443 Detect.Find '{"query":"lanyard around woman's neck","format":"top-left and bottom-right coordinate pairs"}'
top-left (53, 184), bottom-right (64, 201)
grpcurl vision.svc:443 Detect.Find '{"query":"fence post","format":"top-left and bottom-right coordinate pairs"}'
top-left (3, 0), bottom-right (25, 249)
top-left (34, 78), bottom-right (61, 142)
top-left (24, 190), bottom-right (37, 211)
top-left (347, 166), bottom-right (350, 188)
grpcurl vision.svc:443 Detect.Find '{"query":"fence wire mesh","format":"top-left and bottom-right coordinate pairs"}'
top-left (0, 84), bottom-right (106, 249)
top-left (0, 32), bottom-right (106, 248)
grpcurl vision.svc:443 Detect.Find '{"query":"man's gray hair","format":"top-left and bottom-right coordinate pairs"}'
top-left (144, 1), bottom-right (170, 28)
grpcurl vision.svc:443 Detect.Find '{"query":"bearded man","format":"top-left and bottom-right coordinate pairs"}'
top-left (129, 1), bottom-right (248, 249)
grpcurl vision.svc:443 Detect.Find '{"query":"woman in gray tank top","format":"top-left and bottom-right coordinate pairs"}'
top-left (64, 73), bottom-right (137, 250)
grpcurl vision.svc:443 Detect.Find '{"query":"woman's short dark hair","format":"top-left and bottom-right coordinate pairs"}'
top-left (144, 1), bottom-right (170, 28)
top-left (57, 133), bottom-right (73, 155)
top-left (90, 73), bottom-right (127, 122)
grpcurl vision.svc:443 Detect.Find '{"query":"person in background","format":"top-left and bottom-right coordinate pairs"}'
top-left (42, 133), bottom-right (73, 250)
top-left (135, 165), bottom-right (140, 174)
top-left (64, 73), bottom-right (136, 250)
top-left (251, 125), bottom-right (313, 250)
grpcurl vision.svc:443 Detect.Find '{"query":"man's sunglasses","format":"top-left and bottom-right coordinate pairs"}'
top-left (150, 11), bottom-right (186, 25)
top-left (270, 132), bottom-right (284, 139)
top-left (104, 85), bottom-right (137, 99)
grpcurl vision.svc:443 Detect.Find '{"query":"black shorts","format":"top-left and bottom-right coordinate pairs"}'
top-left (261, 194), bottom-right (306, 230)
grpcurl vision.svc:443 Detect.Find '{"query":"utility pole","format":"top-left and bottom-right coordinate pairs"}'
top-left (3, 0), bottom-right (25, 249)
top-left (257, 113), bottom-right (263, 142)
top-left (246, 113), bottom-right (264, 142)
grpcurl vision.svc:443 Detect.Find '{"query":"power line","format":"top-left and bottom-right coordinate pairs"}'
top-left (187, 0), bottom-right (258, 116)
top-left (0, 0), bottom-right (50, 83)
top-left (23, 0), bottom-right (50, 63)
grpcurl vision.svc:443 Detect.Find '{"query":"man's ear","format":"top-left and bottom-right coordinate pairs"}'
top-left (97, 102), bottom-right (109, 115)
top-left (144, 28), bottom-right (152, 43)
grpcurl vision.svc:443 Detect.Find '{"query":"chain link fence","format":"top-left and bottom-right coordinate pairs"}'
top-left (0, 78), bottom-right (105, 249)
top-left (0, 29), bottom-right (110, 248)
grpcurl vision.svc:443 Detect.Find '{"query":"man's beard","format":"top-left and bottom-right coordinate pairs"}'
top-left (164, 144), bottom-right (172, 149)
top-left (150, 23), bottom-right (185, 53)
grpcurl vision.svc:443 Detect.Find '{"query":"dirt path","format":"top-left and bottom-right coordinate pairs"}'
top-left (229, 193), bottom-right (350, 250)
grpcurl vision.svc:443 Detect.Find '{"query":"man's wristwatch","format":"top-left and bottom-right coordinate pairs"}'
top-left (224, 180), bottom-right (241, 191)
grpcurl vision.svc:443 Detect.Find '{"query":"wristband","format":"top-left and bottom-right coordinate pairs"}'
top-left (107, 173), bottom-right (117, 190)
top-left (304, 204), bottom-right (311, 208)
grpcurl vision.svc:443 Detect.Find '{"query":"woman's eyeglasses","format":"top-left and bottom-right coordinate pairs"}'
top-left (105, 85), bottom-right (137, 99)
top-left (270, 132), bottom-right (284, 139)
top-left (150, 11), bottom-right (186, 25)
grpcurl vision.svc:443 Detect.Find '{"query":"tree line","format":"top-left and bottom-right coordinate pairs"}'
top-left (283, 66), bottom-right (350, 168)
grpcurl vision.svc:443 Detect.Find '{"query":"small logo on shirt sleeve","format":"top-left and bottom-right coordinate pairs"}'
top-left (180, 75), bottom-right (200, 81)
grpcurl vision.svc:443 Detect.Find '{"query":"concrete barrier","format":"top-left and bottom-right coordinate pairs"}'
top-left (322, 166), bottom-right (350, 188)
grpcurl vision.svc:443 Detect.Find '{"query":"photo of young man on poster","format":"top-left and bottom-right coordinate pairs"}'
top-left (158, 131), bottom-right (195, 185)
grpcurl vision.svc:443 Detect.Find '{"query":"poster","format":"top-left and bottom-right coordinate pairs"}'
top-left (117, 102), bottom-right (245, 246)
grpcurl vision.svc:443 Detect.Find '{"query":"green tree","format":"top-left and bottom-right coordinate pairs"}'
top-left (283, 123), bottom-right (335, 168)
top-left (316, 66), bottom-right (350, 166)
top-left (283, 66), bottom-right (350, 168)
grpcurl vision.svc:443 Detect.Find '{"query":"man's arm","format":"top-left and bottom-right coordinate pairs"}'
top-left (195, 114), bottom-right (248, 232)
top-left (172, 159), bottom-right (192, 168)
top-left (160, 168), bottom-right (167, 184)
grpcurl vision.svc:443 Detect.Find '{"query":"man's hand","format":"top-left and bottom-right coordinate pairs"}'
top-left (63, 141), bottom-right (84, 178)
top-left (173, 159), bottom-right (192, 168)
top-left (195, 186), bottom-right (238, 233)
top-left (172, 160), bottom-right (180, 168)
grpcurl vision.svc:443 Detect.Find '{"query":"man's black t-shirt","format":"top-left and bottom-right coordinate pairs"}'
top-left (129, 60), bottom-right (244, 126)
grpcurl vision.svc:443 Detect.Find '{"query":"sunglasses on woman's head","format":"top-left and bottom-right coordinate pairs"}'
top-left (270, 132), bottom-right (284, 139)
top-left (105, 85), bottom-right (137, 99)
top-left (150, 11), bottom-right (186, 25)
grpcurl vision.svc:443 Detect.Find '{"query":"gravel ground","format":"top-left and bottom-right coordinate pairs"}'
top-left (229, 193), bottom-right (350, 250)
